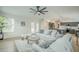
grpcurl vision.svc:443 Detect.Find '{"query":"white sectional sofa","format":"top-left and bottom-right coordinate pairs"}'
top-left (15, 33), bottom-right (73, 52)
top-left (14, 29), bottom-right (74, 52)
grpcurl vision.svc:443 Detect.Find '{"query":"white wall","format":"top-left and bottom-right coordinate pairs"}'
top-left (0, 12), bottom-right (42, 38)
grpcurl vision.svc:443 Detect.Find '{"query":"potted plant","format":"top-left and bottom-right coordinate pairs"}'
top-left (0, 16), bottom-right (7, 40)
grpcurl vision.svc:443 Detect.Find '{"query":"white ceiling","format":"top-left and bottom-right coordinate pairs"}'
top-left (0, 6), bottom-right (79, 18)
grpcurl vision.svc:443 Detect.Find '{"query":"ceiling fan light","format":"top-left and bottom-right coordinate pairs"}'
top-left (37, 12), bottom-right (40, 15)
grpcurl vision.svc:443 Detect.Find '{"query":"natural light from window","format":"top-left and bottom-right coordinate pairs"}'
top-left (31, 22), bottom-right (39, 33)
top-left (11, 18), bottom-right (15, 32)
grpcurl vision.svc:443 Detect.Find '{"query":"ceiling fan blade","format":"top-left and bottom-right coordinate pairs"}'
top-left (30, 8), bottom-right (36, 12)
top-left (41, 12), bottom-right (45, 15)
top-left (40, 11), bottom-right (45, 15)
top-left (37, 6), bottom-right (40, 8)
top-left (42, 11), bottom-right (48, 12)
top-left (36, 6), bottom-right (40, 11)
top-left (40, 7), bottom-right (47, 11)
top-left (29, 10), bottom-right (37, 15)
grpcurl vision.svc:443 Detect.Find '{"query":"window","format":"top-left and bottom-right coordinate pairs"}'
top-left (31, 22), bottom-right (39, 33)
top-left (31, 22), bottom-right (35, 33)
top-left (11, 18), bottom-right (15, 32)
top-left (36, 23), bottom-right (39, 32)
top-left (3, 18), bottom-right (15, 32)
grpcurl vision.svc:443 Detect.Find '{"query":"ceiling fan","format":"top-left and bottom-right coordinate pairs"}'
top-left (30, 6), bottom-right (48, 15)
